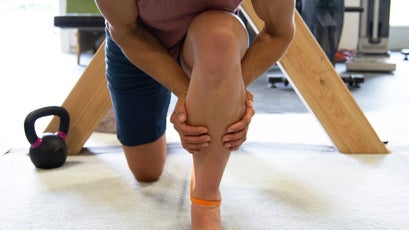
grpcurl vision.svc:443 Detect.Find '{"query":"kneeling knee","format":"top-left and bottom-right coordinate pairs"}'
top-left (131, 168), bottom-right (162, 182)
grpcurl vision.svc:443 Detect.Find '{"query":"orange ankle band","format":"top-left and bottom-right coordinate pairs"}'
top-left (190, 195), bottom-right (221, 207)
top-left (190, 167), bottom-right (222, 207)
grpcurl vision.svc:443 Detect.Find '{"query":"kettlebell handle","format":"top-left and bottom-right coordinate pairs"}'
top-left (24, 106), bottom-right (70, 148)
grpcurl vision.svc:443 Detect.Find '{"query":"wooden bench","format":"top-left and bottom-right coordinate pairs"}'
top-left (46, 1), bottom-right (389, 155)
top-left (54, 14), bottom-right (105, 65)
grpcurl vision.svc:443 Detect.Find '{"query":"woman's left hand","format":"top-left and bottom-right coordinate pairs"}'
top-left (222, 91), bottom-right (255, 151)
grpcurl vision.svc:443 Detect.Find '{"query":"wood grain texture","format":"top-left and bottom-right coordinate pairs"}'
top-left (241, 0), bottom-right (388, 153)
top-left (46, 1), bottom-right (388, 154)
top-left (45, 41), bottom-right (112, 155)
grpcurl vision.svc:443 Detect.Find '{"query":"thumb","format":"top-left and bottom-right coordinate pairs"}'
top-left (177, 112), bottom-right (186, 122)
top-left (176, 92), bottom-right (188, 123)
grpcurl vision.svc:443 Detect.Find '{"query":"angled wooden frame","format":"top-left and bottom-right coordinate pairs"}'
top-left (46, 1), bottom-right (388, 154)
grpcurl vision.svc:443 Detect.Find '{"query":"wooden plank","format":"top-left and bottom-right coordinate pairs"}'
top-left (45, 40), bottom-right (111, 155)
top-left (241, 0), bottom-right (388, 153)
top-left (46, 1), bottom-right (388, 154)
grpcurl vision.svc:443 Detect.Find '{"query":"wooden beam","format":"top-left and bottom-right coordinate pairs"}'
top-left (47, 1), bottom-right (388, 154)
top-left (240, 0), bottom-right (388, 153)
top-left (45, 41), bottom-right (111, 155)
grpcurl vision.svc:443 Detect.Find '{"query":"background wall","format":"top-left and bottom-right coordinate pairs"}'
top-left (66, 0), bottom-right (99, 14)
top-left (58, 0), bottom-right (100, 53)
top-left (57, 0), bottom-right (407, 53)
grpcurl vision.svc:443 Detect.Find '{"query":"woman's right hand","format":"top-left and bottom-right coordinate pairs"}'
top-left (170, 93), bottom-right (211, 154)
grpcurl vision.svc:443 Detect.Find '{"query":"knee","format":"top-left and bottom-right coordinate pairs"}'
top-left (130, 168), bottom-right (162, 182)
top-left (127, 158), bottom-right (164, 182)
top-left (203, 29), bottom-right (241, 65)
top-left (186, 11), bottom-right (248, 76)
top-left (122, 141), bottom-right (166, 183)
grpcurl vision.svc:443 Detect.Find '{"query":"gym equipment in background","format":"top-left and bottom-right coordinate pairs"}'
top-left (401, 49), bottom-right (409, 61)
top-left (24, 106), bottom-right (70, 169)
top-left (268, 0), bottom-right (364, 88)
top-left (346, 0), bottom-right (396, 72)
top-left (299, 0), bottom-right (345, 65)
top-left (54, 14), bottom-right (105, 65)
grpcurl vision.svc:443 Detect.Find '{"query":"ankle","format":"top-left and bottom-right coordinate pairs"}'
top-left (191, 203), bottom-right (222, 230)
top-left (191, 188), bottom-right (221, 202)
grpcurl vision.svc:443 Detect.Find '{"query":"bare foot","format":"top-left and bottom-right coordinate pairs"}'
top-left (191, 203), bottom-right (222, 230)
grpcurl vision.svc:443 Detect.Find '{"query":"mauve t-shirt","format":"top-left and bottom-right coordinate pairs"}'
top-left (137, 0), bottom-right (243, 59)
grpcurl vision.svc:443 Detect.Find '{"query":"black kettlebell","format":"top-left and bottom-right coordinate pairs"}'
top-left (24, 106), bottom-right (70, 169)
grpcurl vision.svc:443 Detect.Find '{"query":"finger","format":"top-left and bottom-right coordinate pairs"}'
top-left (224, 138), bottom-right (246, 150)
top-left (223, 125), bottom-right (248, 149)
top-left (175, 123), bottom-right (209, 136)
top-left (246, 91), bottom-right (254, 101)
top-left (223, 128), bottom-right (246, 144)
top-left (223, 129), bottom-right (244, 141)
top-left (226, 119), bottom-right (247, 134)
top-left (245, 91), bottom-right (255, 115)
top-left (183, 143), bottom-right (208, 154)
top-left (183, 134), bottom-right (211, 145)
top-left (184, 146), bottom-right (199, 154)
top-left (229, 146), bottom-right (240, 152)
top-left (246, 99), bottom-right (255, 112)
top-left (226, 104), bottom-right (254, 134)
top-left (186, 143), bottom-right (209, 151)
top-left (180, 133), bottom-right (211, 155)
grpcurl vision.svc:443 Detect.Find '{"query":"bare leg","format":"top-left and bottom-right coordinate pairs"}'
top-left (123, 134), bottom-right (167, 182)
top-left (181, 11), bottom-right (248, 230)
